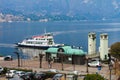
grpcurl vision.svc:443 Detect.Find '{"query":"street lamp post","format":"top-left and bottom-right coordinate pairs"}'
top-left (14, 52), bottom-right (20, 67)
top-left (73, 62), bottom-right (75, 71)
top-left (61, 54), bottom-right (64, 71)
top-left (58, 52), bottom-right (64, 71)
top-left (7, 69), bottom-right (10, 80)
top-left (20, 54), bottom-right (23, 67)
top-left (109, 62), bottom-right (113, 80)
top-left (72, 54), bottom-right (75, 71)
top-left (108, 53), bottom-right (113, 80)
top-left (86, 56), bottom-right (89, 73)
top-left (58, 48), bottom-right (64, 71)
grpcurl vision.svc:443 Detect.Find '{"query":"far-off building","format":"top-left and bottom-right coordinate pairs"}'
top-left (99, 33), bottom-right (109, 60)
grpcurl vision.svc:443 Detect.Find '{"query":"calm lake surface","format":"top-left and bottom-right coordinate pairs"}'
top-left (0, 21), bottom-right (120, 58)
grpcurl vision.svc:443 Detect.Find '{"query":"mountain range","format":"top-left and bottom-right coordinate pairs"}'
top-left (0, 0), bottom-right (120, 21)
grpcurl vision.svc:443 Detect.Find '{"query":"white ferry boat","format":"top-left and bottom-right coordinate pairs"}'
top-left (16, 33), bottom-right (64, 49)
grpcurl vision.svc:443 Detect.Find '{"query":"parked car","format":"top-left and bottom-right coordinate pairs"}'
top-left (15, 71), bottom-right (25, 77)
top-left (4, 55), bottom-right (13, 61)
top-left (88, 60), bottom-right (101, 67)
top-left (34, 72), bottom-right (46, 80)
top-left (48, 69), bottom-right (59, 73)
top-left (66, 74), bottom-right (78, 80)
top-left (6, 70), bottom-right (17, 78)
top-left (21, 72), bottom-right (35, 80)
top-left (52, 73), bottom-right (65, 80)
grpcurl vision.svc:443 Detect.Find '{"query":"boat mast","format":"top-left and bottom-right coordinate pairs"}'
top-left (44, 28), bottom-right (47, 34)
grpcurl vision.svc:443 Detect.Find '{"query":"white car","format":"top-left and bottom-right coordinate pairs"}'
top-left (4, 55), bottom-right (13, 61)
top-left (6, 70), bottom-right (17, 78)
top-left (49, 69), bottom-right (59, 73)
top-left (88, 60), bottom-right (101, 67)
top-left (15, 71), bottom-right (25, 77)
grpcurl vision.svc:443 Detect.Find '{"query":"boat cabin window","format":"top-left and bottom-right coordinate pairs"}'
top-left (26, 41), bottom-right (33, 44)
top-left (45, 33), bottom-right (52, 36)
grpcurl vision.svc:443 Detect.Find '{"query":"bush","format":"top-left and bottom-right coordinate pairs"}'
top-left (84, 74), bottom-right (105, 80)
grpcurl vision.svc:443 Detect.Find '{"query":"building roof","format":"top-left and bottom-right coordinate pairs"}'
top-left (46, 46), bottom-right (86, 55)
top-left (46, 48), bottom-right (58, 54)
top-left (66, 49), bottom-right (85, 55)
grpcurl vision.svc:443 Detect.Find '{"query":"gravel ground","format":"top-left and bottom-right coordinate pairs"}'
top-left (0, 59), bottom-right (117, 80)
top-left (0, 76), bottom-right (7, 80)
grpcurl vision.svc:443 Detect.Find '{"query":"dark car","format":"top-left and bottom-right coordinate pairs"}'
top-left (21, 72), bottom-right (35, 80)
top-left (4, 55), bottom-right (13, 61)
top-left (34, 72), bottom-right (46, 80)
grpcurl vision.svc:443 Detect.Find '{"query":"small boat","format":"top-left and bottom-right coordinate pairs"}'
top-left (16, 33), bottom-right (64, 49)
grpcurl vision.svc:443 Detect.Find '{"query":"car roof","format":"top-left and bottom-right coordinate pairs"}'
top-left (16, 71), bottom-right (24, 73)
top-left (4, 55), bottom-right (12, 58)
top-left (9, 70), bottom-right (16, 72)
top-left (36, 72), bottom-right (45, 74)
top-left (54, 74), bottom-right (63, 77)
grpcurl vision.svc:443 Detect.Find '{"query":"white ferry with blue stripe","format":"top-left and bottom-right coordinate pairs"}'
top-left (16, 33), bottom-right (64, 49)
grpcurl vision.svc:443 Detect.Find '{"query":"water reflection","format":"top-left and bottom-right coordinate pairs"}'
top-left (17, 47), bottom-right (45, 59)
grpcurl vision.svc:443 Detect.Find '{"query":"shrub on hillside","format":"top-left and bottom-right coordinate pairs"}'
top-left (84, 74), bottom-right (105, 80)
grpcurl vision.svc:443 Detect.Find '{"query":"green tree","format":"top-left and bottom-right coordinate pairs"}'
top-left (84, 74), bottom-right (105, 80)
top-left (110, 42), bottom-right (120, 60)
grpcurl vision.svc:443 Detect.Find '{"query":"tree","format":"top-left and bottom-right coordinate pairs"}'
top-left (110, 42), bottom-right (120, 60)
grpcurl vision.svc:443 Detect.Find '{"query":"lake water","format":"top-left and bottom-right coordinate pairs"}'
top-left (0, 21), bottom-right (120, 58)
